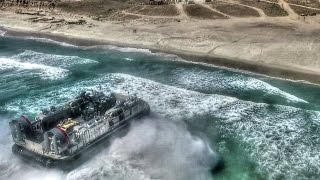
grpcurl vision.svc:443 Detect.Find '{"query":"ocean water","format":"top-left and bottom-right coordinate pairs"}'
top-left (0, 34), bottom-right (319, 180)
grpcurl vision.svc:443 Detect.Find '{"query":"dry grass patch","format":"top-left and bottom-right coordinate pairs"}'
top-left (184, 4), bottom-right (228, 19)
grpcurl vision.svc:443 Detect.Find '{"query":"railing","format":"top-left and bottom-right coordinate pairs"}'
top-left (68, 118), bottom-right (111, 154)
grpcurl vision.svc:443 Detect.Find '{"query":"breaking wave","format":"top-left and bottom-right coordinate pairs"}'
top-left (102, 45), bottom-right (153, 54)
top-left (1, 33), bottom-right (319, 180)
top-left (2, 73), bottom-right (319, 180)
top-left (124, 57), bottom-right (134, 61)
top-left (85, 45), bottom-right (181, 61)
top-left (0, 57), bottom-right (68, 80)
top-left (231, 78), bottom-right (308, 103)
top-left (172, 69), bottom-right (308, 104)
top-left (13, 50), bottom-right (98, 68)
top-left (0, 50), bottom-right (97, 80)
top-left (0, 30), bottom-right (6, 37)
top-left (67, 118), bottom-right (216, 180)
top-left (102, 74), bottom-right (320, 180)
top-left (16, 74), bottom-right (320, 179)
top-left (107, 74), bottom-right (319, 179)
top-left (22, 37), bottom-right (77, 47)
top-left (0, 114), bottom-right (216, 180)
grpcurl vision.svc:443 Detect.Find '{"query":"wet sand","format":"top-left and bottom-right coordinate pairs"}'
top-left (0, 10), bottom-right (320, 84)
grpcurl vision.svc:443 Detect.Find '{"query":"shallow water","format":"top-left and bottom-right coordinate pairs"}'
top-left (0, 35), bottom-right (319, 180)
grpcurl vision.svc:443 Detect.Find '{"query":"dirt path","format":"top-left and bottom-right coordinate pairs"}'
top-left (199, 3), bottom-right (232, 18)
top-left (121, 11), bottom-right (180, 19)
top-left (220, 0), bottom-right (266, 17)
top-left (275, 0), bottom-right (298, 18)
top-left (287, 2), bottom-right (320, 11)
top-left (175, 3), bottom-right (189, 19)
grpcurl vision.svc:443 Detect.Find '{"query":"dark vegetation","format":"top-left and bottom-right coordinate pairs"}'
top-left (211, 2), bottom-right (260, 17)
top-left (127, 5), bottom-right (179, 16)
top-left (23, 0), bottom-right (319, 20)
top-left (116, 14), bottom-right (141, 21)
top-left (57, 0), bottom-right (131, 17)
top-left (289, 5), bottom-right (320, 16)
top-left (238, 0), bottom-right (288, 16)
top-left (285, 0), bottom-right (320, 8)
top-left (184, 4), bottom-right (228, 19)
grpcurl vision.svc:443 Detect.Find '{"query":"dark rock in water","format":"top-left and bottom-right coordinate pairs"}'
top-left (210, 157), bottom-right (225, 175)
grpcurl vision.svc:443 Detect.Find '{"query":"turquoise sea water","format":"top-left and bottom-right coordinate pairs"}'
top-left (0, 32), bottom-right (319, 180)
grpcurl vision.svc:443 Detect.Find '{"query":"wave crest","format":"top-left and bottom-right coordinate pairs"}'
top-left (0, 30), bottom-right (6, 37)
top-left (0, 57), bottom-right (68, 80)
top-left (13, 50), bottom-right (98, 68)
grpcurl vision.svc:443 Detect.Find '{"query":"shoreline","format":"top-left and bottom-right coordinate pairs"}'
top-left (1, 21), bottom-right (320, 85)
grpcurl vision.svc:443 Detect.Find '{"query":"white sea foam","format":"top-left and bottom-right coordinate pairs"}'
top-left (3, 73), bottom-right (320, 179)
top-left (91, 45), bottom-right (181, 60)
top-left (0, 30), bottom-right (6, 37)
top-left (173, 69), bottom-right (308, 104)
top-left (214, 103), bottom-right (320, 179)
top-left (1, 109), bottom-right (216, 180)
top-left (66, 118), bottom-right (215, 180)
top-left (13, 50), bottom-right (98, 68)
top-left (104, 45), bottom-right (153, 54)
top-left (231, 78), bottom-right (308, 103)
top-left (0, 58), bottom-right (68, 80)
top-left (108, 74), bottom-right (319, 180)
top-left (0, 50), bottom-right (97, 80)
top-left (0, 116), bottom-right (64, 180)
top-left (23, 37), bottom-right (77, 47)
top-left (124, 57), bottom-right (134, 61)
top-left (108, 118), bottom-right (215, 180)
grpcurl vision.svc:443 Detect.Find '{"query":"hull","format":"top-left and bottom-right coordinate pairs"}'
top-left (9, 91), bottom-right (150, 168)
top-left (12, 109), bottom-right (148, 168)
top-left (12, 122), bottom-right (128, 168)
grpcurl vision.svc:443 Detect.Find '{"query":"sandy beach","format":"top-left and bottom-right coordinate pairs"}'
top-left (0, 6), bottom-right (320, 84)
